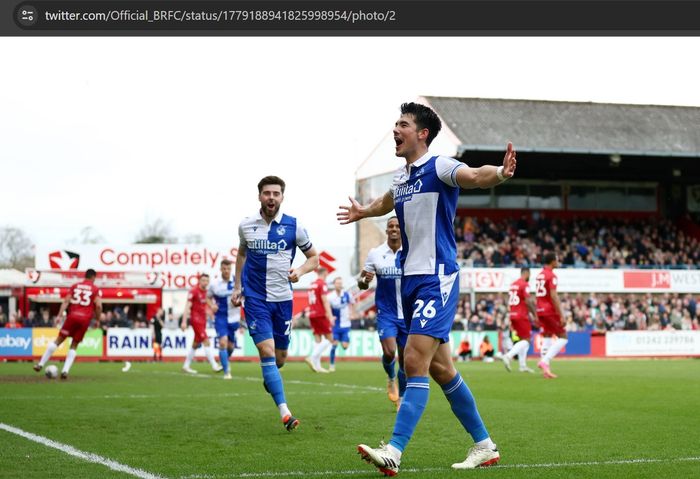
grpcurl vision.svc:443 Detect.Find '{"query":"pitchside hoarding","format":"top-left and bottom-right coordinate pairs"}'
top-left (460, 268), bottom-right (700, 293)
top-left (0, 329), bottom-right (33, 357)
top-left (31, 328), bottom-right (103, 357)
top-left (76, 329), bottom-right (104, 356)
top-left (0, 328), bottom-right (103, 358)
top-left (1, 328), bottom-right (697, 359)
top-left (98, 328), bottom-right (500, 359)
top-left (106, 328), bottom-right (248, 358)
top-left (528, 331), bottom-right (592, 356)
top-left (32, 327), bottom-right (71, 357)
top-left (606, 331), bottom-right (700, 357)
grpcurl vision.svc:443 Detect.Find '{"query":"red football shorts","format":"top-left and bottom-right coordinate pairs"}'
top-left (539, 314), bottom-right (565, 337)
top-left (191, 320), bottom-right (208, 344)
top-left (510, 316), bottom-right (532, 341)
top-left (59, 316), bottom-right (91, 344)
top-left (309, 316), bottom-right (332, 335)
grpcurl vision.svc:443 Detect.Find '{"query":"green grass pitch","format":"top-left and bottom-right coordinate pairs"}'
top-left (1, 358), bottom-right (699, 478)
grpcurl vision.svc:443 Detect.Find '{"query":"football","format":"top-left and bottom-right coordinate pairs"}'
top-left (45, 365), bottom-right (59, 379)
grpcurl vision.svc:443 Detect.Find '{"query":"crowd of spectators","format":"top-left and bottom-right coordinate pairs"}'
top-left (0, 306), bottom-right (59, 329)
top-left (452, 292), bottom-right (699, 333)
top-left (0, 305), bottom-right (164, 330)
top-left (455, 215), bottom-right (700, 268)
top-left (3, 291), bottom-right (698, 334)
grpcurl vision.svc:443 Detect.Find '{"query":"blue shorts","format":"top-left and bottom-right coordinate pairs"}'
top-left (214, 317), bottom-right (239, 343)
top-left (243, 298), bottom-right (293, 350)
top-left (401, 272), bottom-right (460, 344)
top-left (333, 327), bottom-right (351, 343)
top-left (377, 313), bottom-right (408, 348)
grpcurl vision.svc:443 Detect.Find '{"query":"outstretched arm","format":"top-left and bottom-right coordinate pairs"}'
top-left (455, 142), bottom-right (517, 189)
top-left (337, 191), bottom-right (394, 225)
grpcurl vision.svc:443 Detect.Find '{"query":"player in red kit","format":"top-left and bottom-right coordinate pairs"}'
top-left (535, 253), bottom-right (568, 379)
top-left (501, 268), bottom-right (538, 373)
top-left (304, 267), bottom-right (333, 373)
top-left (34, 269), bottom-right (103, 379)
top-left (181, 274), bottom-right (223, 374)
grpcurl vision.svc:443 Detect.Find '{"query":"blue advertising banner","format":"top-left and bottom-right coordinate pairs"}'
top-left (0, 328), bottom-right (33, 357)
top-left (530, 331), bottom-right (591, 356)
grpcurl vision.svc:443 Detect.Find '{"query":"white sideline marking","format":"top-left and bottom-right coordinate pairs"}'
top-left (243, 376), bottom-right (384, 392)
top-left (179, 456), bottom-right (700, 478)
top-left (140, 370), bottom-right (384, 392)
top-left (0, 422), bottom-right (167, 479)
top-left (3, 390), bottom-right (375, 401)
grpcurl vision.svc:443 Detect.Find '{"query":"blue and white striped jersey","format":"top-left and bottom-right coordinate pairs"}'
top-left (329, 290), bottom-right (354, 329)
top-left (238, 210), bottom-right (313, 302)
top-left (363, 242), bottom-right (403, 320)
top-left (208, 277), bottom-right (241, 324)
top-left (391, 152), bottom-right (464, 276)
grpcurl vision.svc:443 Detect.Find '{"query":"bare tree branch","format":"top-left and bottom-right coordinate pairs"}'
top-left (0, 226), bottom-right (34, 270)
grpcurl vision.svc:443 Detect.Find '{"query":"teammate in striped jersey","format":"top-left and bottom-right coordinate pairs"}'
top-left (232, 175), bottom-right (320, 431)
top-left (327, 276), bottom-right (356, 372)
top-left (358, 216), bottom-right (406, 408)
top-left (208, 259), bottom-right (241, 380)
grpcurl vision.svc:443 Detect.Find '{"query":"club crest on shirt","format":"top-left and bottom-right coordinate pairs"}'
top-left (276, 225), bottom-right (286, 235)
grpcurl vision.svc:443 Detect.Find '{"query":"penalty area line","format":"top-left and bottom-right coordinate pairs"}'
top-left (0, 422), bottom-right (167, 479)
top-left (179, 455), bottom-right (700, 478)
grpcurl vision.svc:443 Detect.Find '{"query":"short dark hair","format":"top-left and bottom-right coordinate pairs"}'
top-left (317, 267), bottom-right (328, 275)
top-left (400, 102), bottom-right (442, 146)
top-left (199, 273), bottom-right (209, 279)
top-left (85, 269), bottom-right (97, 279)
top-left (258, 176), bottom-right (286, 194)
top-left (387, 216), bottom-right (399, 225)
top-left (221, 259), bottom-right (232, 267)
top-left (543, 253), bottom-right (557, 265)
top-left (520, 267), bottom-right (530, 274)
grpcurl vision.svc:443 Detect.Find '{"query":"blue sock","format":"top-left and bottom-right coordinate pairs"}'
top-left (441, 373), bottom-right (488, 442)
top-left (260, 357), bottom-right (286, 406)
top-left (382, 356), bottom-right (397, 380)
top-left (397, 367), bottom-right (407, 398)
top-left (330, 345), bottom-right (337, 366)
top-left (219, 349), bottom-right (230, 374)
top-left (389, 376), bottom-right (430, 452)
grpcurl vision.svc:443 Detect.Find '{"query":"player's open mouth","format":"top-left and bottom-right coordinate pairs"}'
top-left (394, 137), bottom-right (403, 147)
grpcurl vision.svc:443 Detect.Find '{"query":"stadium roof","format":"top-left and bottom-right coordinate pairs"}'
top-left (422, 96), bottom-right (700, 158)
top-left (0, 268), bottom-right (25, 286)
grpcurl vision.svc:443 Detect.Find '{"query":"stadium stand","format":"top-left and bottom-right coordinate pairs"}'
top-left (453, 292), bottom-right (698, 333)
top-left (455, 215), bottom-right (700, 268)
